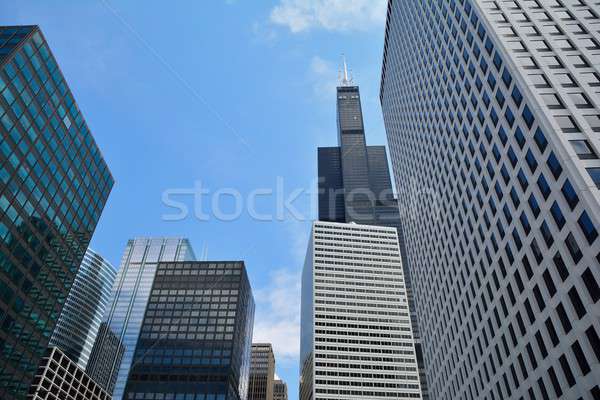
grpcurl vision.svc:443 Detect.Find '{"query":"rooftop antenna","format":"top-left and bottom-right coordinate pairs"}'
top-left (339, 53), bottom-right (353, 86)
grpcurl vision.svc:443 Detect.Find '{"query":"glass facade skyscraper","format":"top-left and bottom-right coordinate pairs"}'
top-left (0, 25), bottom-right (113, 399)
top-left (123, 261), bottom-right (255, 400)
top-left (86, 321), bottom-right (124, 394)
top-left (49, 248), bottom-right (116, 370)
top-left (381, 1), bottom-right (600, 399)
top-left (317, 72), bottom-right (428, 397)
top-left (300, 221), bottom-right (422, 400)
top-left (86, 238), bottom-right (195, 400)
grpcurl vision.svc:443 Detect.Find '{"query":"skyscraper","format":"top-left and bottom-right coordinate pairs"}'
top-left (27, 347), bottom-right (111, 400)
top-left (49, 248), bottom-right (116, 370)
top-left (273, 379), bottom-right (288, 400)
top-left (248, 343), bottom-right (275, 400)
top-left (123, 261), bottom-right (255, 400)
top-left (86, 238), bottom-right (195, 400)
top-left (317, 60), bottom-right (428, 398)
top-left (86, 322), bottom-right (124, 394)
top-left (381, 1), bottom-right (600, 399)
top-left (300, 221), bottom-right (422, 400)
top-left (0, 25), bottom-right (113, 399)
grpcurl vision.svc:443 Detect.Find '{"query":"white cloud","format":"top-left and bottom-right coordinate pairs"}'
top-left (270, 0), bottom-right (387, 33)
top-left (308, 55), bottom-right (338, 101)
top-left (253, 268), bottom-right (302, 363)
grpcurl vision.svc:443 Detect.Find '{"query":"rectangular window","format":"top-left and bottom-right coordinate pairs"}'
top-left (570, 140), bottom-right (597, 159)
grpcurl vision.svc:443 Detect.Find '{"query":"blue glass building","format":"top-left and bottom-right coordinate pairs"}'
top-left (0, 25), bottom-right (113, 399)
top-left (86, 238), bottom-right (196, 400)
top-left (49, 248), bottom-right (116, 370)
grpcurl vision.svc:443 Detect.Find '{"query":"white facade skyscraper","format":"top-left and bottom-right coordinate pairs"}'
top-left (380, 1), bottom-right (600, 399)
top-left (300, 221), bottom-right (422, 400)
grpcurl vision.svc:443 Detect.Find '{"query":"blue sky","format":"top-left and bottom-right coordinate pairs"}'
top-left (1, 1), bottom-right (388, 397)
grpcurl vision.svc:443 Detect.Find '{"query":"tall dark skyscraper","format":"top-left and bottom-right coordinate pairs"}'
top-left (0, 25), bottom-right (113, 399)
top-left (318, 67), bottom-right (399, 228)
top-left (316, 59), bottom-right (428, 398)
top-left (123, 261), bottom-right (255, 400)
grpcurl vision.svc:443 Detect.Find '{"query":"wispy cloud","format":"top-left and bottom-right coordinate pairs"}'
top-left (270, 0), bottom-right (387, 33)
top-left (251, 21), bottom-right (278, 44)
top-left (308, 55), bottom-right (338, 101)
top-left (253, 268), bottom-right (302, 363)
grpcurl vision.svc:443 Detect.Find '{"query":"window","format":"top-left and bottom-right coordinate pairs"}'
top-left (565, 232), bottom-right (583, 263)
top-left (581, 72), bottom-right (600, 87)
top-left (571, 340), bottom-right (591, 375)
top-left (543, 55), bottom-right (563, 69)
top-left (533, 128), bottom-right (547, 152)
top-left (583, 115), bottom-right (600, 132)
top-left (537, 174), bottom-right (551, 199)
top-left (555, 115), bottom-right (580, 132)
top-left (568, 287), bottom-right (586, 319)
top-left (585, 326), bottom-right (600, 364)
top-left (578, 211), bottom-right (598, 244)
top-left (570, 140), bottom-right (597, 159)
top-left (556, 302), bottom-right (572, 333)
top-left (555, 73), bottom-right (576, 87)
top-left (581, 268), bottom-right (599, 303)
top-left (528, 194), bottom-right (540, 217)
top-left (561, 179), bottom-right (579, 210)
top-left (568, 92), bottom-right (593, 108)
top-left (541, 93), bottom-right (564, 109)
top-left (522, 105), bottom-right (535, 128)
top-left (547, 152), bottom-right (563, 179)
top-left (527, 73), bottom-right (550, 87)
top-left (544, 269), bottom-right (557, 297)
top-left (526, 149), bottom-right (538, 172)
top-left (586, 167), bottom-right (600, 188)
top-left (550, 201), bottom-right (566, 229)
top-left (545, 317), bottom-right (560, 347)
top-left (512, 86), bottom-right (523, 106)
top-left (552, 252), bottom-right (569, 281)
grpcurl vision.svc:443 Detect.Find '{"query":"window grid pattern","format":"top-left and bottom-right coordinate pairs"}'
top-left (380, 0), bottom-right (600, 399)
top-left (27, 347), bottom-right (111, 400)
top-left (272, 379), bottom-right (288, 400)
top-left (248, 343), bottom-right (275, 400)
top-left (86, 238), bottom-right (196, 400)
top-left (300, 221), bottom-right (422, 400)
top-left (0, 25), bottom-right (113, 399)
top-left (49, 248), bottom-right (116, 371)
top-left (123, 261), bottom-right (255, 400)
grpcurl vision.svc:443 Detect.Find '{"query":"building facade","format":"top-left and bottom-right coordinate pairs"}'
top-left (27, 347), bottom-right (111, 400)
top-left (123, 261), bottom-right (255, 400)
top-left (85, 237), bottom-right (196, 400)
top-left (381, 0), bottom-right (600, 399)
top-left (273, 379), bottom-right (288, 400)
top-left (317, 65), bottom-right (428, 397)
top-left (248, 343), bottom-right (275, 400)
top-left (300, 221), bottom-right (422, 400)
top-left (86, 322), bottom-right (124, 394)
top-left (49, 248), bottom-right (116, 370)
top-left (0, 25), bottom-right (113, 399)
